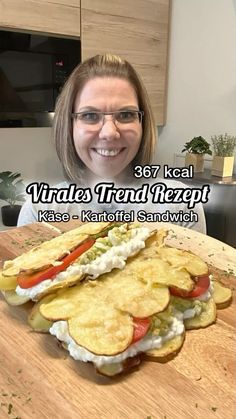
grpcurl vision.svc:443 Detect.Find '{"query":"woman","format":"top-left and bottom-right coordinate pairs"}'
top-left (18, 54), bottom-right (206, 233)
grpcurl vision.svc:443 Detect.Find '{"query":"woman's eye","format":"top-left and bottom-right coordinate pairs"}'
top-left (117, 111), bottom-right (136, 122)
top-left (80, 112), bottom-right (100, 123)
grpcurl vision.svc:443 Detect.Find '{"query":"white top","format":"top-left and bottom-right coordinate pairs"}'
top-left (17, 179), bottom-right (207, 234)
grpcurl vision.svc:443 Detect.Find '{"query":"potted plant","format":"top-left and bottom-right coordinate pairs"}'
top-left (0, 171), bottom-right (25, 226)
top-left (211, 133), bottom-right (236, 177)
top-left (182, 136), bottom-right (212, 172)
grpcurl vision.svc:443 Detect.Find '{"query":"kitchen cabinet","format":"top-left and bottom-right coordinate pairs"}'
top-left (0, 0), bottom-right (80, 38)
top-left (81, 0), bottom-right (171, 125)
top-left (0, 0), bottom-right (171, 124)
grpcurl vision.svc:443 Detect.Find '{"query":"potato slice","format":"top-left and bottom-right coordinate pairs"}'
top-left (126, 257), bottom-right (194, 292)
top-left (3, 233), bottom-right (88, 276)
top-left (40, 281), bottom-right (101, 321)
top-left (37, 272), bottom-right (85, 300)
top-left (82, 259), bottom-right (171, 317)
top-left (28, 294), bottom-right (56, 332)
top-left (3, 222), bottom-right (112, 276)
top-left (0, 270), bottom-right (17, 291)
top-left (113, 284), bottom-right (170, 318)
top-left (68, 306), bottom-right (133, 355)
top-left (145, 333), bottom-right (185, 359)
top-left (135, 229), bottom-right (167, 259)
top-left (40, 288), bottom-right (83, 321)
top-left (212, 280), bottom-right (232, 308)
top-left (96, 362), bottom-right (124, 377)
top-left (157, 247), bottom-right (208, 276)
top-left (39, 294), bottom-right (76, 321)
top-left (1, 290), bottom-right (30, 306)
top-left (96, 356), bottom-right (141, 377)
top-left (184, 298), bottom-right (216, 329)
top-left (40, 255), bottom-right (171, 322)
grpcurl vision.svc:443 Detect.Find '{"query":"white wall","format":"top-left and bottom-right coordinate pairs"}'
top-left (157, 0), bottom-right (236, 171)
top-left (0, 128), bottom-right (63, 185)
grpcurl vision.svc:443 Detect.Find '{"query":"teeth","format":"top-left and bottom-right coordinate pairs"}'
top-left (96, 149), bottom-right (121, 156)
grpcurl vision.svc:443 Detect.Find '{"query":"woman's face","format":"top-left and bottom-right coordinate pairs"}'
top-left (72, 77), bottom-right (142, 180)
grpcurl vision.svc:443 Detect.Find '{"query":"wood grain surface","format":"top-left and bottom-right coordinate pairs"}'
top-left (0, 221), bottom-right (235, 419)
top-left (81, 0), bottom-right (171, 125)
top-left (0, 0), bottom-right (80, 37)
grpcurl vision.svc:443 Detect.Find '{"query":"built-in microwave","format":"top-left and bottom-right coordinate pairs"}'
top-left (0, 30), bottom-right (81, 127)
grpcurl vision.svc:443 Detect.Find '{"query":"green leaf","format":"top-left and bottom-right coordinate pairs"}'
top-left (182, 136), bottom-right (212, 155)
top-left (0, 171), bottom-right (25, 206)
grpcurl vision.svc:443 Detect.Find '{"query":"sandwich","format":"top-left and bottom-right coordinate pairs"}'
top-left (31, 230), bottom-right (232, 377)
top-left (0, 222), bottom-right (154, 304)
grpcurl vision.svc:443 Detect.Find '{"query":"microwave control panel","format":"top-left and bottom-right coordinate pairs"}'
top-left (54, 56), bottom-right (69, 85)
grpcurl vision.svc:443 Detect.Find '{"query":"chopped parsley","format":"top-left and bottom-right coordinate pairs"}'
top-left (227, 269), bottom-right (234, 275)
top-left (8, 402), bottom-right (13, 414)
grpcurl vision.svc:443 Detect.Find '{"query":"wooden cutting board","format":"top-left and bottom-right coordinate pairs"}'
top-left (0, 221), bottom-right (235, 419)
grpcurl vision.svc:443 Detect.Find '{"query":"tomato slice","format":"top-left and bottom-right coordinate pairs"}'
top-left (132, 317), bottom-right (151, 344)
top-left (17, 239), bottom-right (95, 289)
top-left (169, 275), bottom-right (210, 298)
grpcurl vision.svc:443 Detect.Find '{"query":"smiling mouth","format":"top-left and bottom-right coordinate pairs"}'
top-left (93, 148), bottom-right (125, 157)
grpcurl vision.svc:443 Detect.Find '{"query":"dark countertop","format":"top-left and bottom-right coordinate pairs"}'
top-left (183, 169), bottom-right (236, 185)
top-left (180, 169), bottom-right (236, 247)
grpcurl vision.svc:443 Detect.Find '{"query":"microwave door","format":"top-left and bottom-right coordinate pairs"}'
top-left (0, 50), bottom-right (54, 113)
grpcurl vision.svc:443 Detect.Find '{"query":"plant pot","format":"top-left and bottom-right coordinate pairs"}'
top-left (211, 156), bottom-right (234, 178)
top-left (1, 205), bottom-right (22, 227)
top-left (185, 153), bottom-right (204, 173)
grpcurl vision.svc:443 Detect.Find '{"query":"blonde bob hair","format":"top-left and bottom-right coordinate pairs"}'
top-left (53, 53), bottom-right (157, 182)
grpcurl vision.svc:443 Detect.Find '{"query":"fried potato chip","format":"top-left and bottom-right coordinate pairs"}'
top-left (40, 280), bottom-right (103, 320)
top-left (103, 270), bottom-right (170, 317)
top-left (113, 285), bottom-right (169, 318)
top-left (212, 280), bottom-right (232, 308)
top-left (184, 298), bottom-right (216, 329)
top-left (125, 257), bottom-right (194, 292)
top-left (0, 270), bottom-right (17, 291)
top-left (128, 230), bottom-right (166, 262)
top-left (138, 229), bottom-right (167, 253)
top-left (68, 222), bottom-right (112, 235)
top-left (28, 294), bottom-right (56, 332)
top-left (1, 290), bottom-right (30, 306)
top-left (68, 306), bottom-right (133, 355)
top-left (37, 272), bottom-right (85, 300)
top-left (145, 333), bottom-right (185, 359)
top-left (3, 222), bottom-right (111, 276)
top-left (40, 247), bottom-right (172, 321)
top-left (157, 247), bottom-right (208, 276)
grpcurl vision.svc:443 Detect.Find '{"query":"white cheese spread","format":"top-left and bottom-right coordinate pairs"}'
top-left (49, 315), bottom-right (185, 368)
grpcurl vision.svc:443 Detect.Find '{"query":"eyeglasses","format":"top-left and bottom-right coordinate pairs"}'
top-left (71, 109), bottom-right (144, 129)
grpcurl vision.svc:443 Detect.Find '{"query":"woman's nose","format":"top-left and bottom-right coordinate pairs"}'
top-left (98, 118), bottom-right (120, 140)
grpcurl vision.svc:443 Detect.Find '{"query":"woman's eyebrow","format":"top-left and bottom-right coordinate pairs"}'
top-left (118, 106), bottom-right (139, 110)
top-left (76, 106), bottom-right (100, 112)
top-left (76, 105), bottom-right (139, 112)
